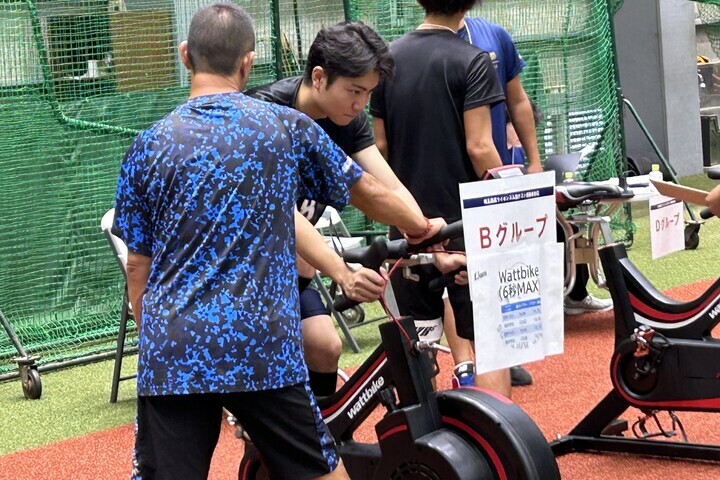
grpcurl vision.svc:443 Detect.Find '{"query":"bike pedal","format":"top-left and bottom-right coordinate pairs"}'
top-left (600, 418), bottom-right (628, 436)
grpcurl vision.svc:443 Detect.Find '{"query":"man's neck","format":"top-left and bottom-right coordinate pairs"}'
top-left (421, 13), bottom-right (465, 32)
top-left (295, 82), bottom-right (326, 120)
top-left (188, 72), bottom-right (244, 99)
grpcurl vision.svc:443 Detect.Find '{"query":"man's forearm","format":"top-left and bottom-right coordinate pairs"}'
top-left (294, 211), bottom-right (351, 285)
top-left (126, 253), bottom-right (151, 329)
top-left (707, 185), bottom-right (720, 216)
top-left (351, 145), bottom-right (424, 217)
top-left (391, 185), bottom-right (424, 217)
top-left (349, 172), bottom-right (427, 234)
top-left (508, 99), bottom-right (540, 168)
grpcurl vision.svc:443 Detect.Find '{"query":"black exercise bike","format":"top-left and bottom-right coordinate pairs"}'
top-left (239, 222), bottom-right (560, 479)
top-left (552, 167), bottom-right (720, 462)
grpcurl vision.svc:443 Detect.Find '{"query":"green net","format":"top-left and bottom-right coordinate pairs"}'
top-left (0, 0), bottom-right (282, 376)
top-left (697, 2), bottom-right (720, 58)
top-left (347, 0), bottom-right (630, 235)
top-left (0, 0), bottom-right (629, 377)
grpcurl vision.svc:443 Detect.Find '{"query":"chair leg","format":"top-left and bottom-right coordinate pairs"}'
top-left (110, 289), bottom-right (130, 403)
top-left (313, 274), bottom-right (360, 353)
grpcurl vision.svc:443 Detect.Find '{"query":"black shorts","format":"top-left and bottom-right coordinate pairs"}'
top-left (132, 382), bottom-right (338, 480)
top-left (300, 287), bottom-right (329, 320)
top-left (389, 229), bottom-right (475, 340)
top-left (392, 264), bottom-right (474, 340)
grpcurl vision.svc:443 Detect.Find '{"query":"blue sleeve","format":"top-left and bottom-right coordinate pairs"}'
top-left (292, 114), bottom-right (363, 211)
top-left (112, 132), bottom-right (153, 256)
top-left (496, 26), bottom-right (525, 81)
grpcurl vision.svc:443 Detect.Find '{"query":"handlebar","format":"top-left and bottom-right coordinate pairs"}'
top-left (427, 267), bottom-right (466, 292)
top-left (332, 220), bottom-right (464, 311)
top-left (708, 167), bottom-right (720, 181)
top-left (333, 237), bottom-right (388, 312)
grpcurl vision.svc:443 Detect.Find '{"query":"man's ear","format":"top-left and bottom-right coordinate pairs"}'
top-left (178, 41), bottom-right (192, 70)
top-left (239, 51), bottom-right (255, 81)
top-left (311, 66), bottom-right (326, 90)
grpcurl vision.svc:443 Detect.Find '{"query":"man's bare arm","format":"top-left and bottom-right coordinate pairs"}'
top-left (373, 118), bottom-right (389, 160)
top-left (349, 172), bottom-right (445, 242)
top-left (464, 105), bottom-right (502, 177)
top-left (126, 252), bottom-right (151, 329)
top-left (294, 211), bottom-right (386, 302)
top-left (506, 77), bottom-right (541, 173)
top-left (352, 145), bottom-right (423, 216)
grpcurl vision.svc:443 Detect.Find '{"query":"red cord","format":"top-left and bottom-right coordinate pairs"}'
top-left (380, 250), bottom-right (467, 351)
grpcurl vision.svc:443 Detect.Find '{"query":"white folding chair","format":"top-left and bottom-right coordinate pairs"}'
top-left (100, 208), bottom-right (137, 403)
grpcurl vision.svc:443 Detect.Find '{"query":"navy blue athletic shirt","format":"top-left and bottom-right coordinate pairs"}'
top-left (459, 17), bottom-right (526, 166)
top-left (113, 92), bottom-right (363, 396)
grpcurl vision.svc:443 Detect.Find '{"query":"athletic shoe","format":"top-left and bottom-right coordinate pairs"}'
top-left (510, 365), bottom-right (533, 387)
top-left (564, 294), bottom-right (613, 315)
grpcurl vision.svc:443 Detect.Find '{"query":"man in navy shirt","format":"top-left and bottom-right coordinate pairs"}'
top-left (461, 15), bottom-right (613, 317)
top-left (115, 4), bottom-right (441, 479)
top-left (443, 13), bottom-right (613, 395)
top-left (459, 16), bottom-right (542, 172)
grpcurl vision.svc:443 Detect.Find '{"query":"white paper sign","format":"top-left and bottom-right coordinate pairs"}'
top-left (468, 243), bottom-right (565, 372)
top-left (649, 195), bottom-right (685, 259)
top-left (460, 171), bottom-right (564, 374)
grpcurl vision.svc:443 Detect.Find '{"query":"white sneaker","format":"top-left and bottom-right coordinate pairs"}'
top-left (564, 295), bottom-right (613, 315)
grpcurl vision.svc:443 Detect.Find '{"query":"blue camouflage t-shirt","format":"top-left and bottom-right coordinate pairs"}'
top-left (113, 92), bottom-right (363, 396)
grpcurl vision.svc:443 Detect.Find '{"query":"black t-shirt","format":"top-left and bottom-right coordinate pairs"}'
top-left (247, 76), bottom-right (375, 225)
top-left (370, 30), bottom-right (504, 222)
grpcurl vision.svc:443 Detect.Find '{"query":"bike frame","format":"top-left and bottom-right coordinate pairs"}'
top-left (551, 217), bottom-right (720, 462)
top-left (319, 316), bottom-right (438, 443)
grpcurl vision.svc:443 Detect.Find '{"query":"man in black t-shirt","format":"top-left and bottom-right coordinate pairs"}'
top-left (370, 0), bottom-right (515, 397)
top-left (247, 22), bottom-right (430, 398)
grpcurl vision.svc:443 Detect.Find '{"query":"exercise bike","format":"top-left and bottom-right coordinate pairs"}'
top-left (239, 222), bottom-right (561, 479)
top-left (551, 168), bottom-right (720, 461)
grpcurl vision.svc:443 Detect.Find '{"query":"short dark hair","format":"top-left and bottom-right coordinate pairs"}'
top-left (417, 0), bottom-right (477, 15)
top-left (186, 2), bottom-right (255, 76)
top-left (303, 22), bottom-right (394, 86)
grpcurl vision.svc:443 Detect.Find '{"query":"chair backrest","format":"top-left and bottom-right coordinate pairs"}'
top-left (100, 208), bottom-right (128, 276)
top-left (314, 206), bottom-right (351, 236)
top-left (313, 206), bottom-right (364, 253)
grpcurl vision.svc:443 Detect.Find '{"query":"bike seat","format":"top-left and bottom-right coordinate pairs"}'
top-left (555, 182), bottom-right (633, 210)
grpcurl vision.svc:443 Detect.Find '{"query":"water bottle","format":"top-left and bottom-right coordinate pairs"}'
top-left (649, 164), bottom-right (663, 182)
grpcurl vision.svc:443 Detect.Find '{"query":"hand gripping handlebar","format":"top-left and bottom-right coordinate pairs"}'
top-left (332, 221), bottom-right (464, 312)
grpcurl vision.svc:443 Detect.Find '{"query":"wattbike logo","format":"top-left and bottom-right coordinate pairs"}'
top-left (347, 377), bottom-right (385, 420)
top-left (497, 263), bottom-right (540, 300)
top-left (710, 302), bottom-right (720, 320)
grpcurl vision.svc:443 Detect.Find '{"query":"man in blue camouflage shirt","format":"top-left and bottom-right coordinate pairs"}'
top-left (114, 4), bottom-right (442, 480)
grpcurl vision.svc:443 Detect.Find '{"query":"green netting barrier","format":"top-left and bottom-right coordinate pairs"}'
top-left (346, 0), bottom-right (630, 237)
top-left (0, 0), bottom-right (287, 377)
top-left (697, 2), bottom-right (720, 58)
top-left (0, 0), bottom-right (629, 378)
